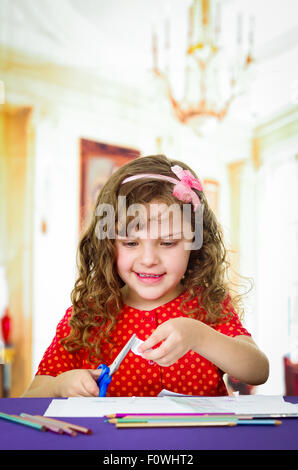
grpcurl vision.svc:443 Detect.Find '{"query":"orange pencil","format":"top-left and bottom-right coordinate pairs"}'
top-left (36, 415), bottom-right (92, 434)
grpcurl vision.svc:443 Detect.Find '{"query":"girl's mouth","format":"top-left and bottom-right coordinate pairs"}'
top-left (134, 272), bottom-right (165, 283)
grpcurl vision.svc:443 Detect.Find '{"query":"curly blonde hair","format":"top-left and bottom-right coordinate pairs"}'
top-left (61, 154), bottom-right (252, 363)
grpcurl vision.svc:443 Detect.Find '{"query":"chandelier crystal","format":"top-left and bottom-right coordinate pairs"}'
top-left (152, 0), bottom-right (255, 135)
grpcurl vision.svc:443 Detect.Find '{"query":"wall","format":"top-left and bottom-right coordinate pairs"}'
top-left (239, 107), bottom-right (298, 394)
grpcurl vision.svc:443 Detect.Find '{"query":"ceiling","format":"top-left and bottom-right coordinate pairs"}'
top-left (1, 0), bottom-right (298, 123)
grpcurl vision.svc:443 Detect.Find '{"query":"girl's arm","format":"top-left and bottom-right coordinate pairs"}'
top-left (22, 369), bottom-right (102, 397)
top-left (139, 318), bottom-right (269, 386)
top-left (22, 375), bottom-right (59, 397)
top-left (193, 325), bottom-right (269, 385)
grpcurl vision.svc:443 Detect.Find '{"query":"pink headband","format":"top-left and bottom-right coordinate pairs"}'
top-left (121, 165), bottom-right (203, 212)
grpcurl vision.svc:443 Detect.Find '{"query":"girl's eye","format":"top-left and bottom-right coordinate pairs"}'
top-left (161, 241), bottom-right (177, 247)
top-left (122, 241), bottom-right (138, 247)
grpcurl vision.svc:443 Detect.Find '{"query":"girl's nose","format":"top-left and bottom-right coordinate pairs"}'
top-left (140, 243), bottom-right (159, 266)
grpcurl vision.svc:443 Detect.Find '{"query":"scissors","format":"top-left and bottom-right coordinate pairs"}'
top-left (96, 333), bottom-right (137, 397)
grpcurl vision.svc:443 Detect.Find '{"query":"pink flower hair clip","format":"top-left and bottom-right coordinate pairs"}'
top-left (121, 165), bottom-right (203, 212)
top-left (170, 165), bottom-right (203, 212)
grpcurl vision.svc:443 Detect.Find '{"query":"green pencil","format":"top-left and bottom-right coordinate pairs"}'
top-left (0, 411), bottom-right (46, 431)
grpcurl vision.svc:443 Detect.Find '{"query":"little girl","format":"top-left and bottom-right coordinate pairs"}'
top-left (23, 154), bottom-right (269, 397)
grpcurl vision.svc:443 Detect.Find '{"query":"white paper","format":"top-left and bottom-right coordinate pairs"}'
top-left (44, 396), bottom-right (190, 417)
top-left (168, 394), bottom-right (298, 416)
top-left (43, 393), bottom-right (298, 418)
top-left (130, 337), bottom-right (146, 357)
top-left (158, 389), bottom-right (190, 397)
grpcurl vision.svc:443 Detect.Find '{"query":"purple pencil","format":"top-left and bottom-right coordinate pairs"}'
top-left (106, 412), bottom-right (236, 418)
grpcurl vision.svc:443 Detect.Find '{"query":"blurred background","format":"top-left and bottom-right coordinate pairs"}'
top-left (0, 0), bottom-right (297, 397)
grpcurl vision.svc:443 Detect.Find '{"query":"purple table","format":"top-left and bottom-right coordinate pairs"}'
top-left (0, 397), bottom-right (297, 461)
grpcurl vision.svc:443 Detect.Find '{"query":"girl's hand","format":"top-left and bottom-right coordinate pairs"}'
top-left (54, 369), bottom-right (102, 397)
top-left (138, 318), bottom-right (204, 367)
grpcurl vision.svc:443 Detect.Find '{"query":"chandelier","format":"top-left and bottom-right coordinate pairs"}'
top-left (152, 0), bottom-right (255, 135)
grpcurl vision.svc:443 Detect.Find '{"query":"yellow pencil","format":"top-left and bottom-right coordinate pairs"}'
top-left (116, 421), bottom-right (237, 428)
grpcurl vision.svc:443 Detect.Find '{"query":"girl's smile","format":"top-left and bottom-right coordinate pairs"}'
top-left (134, 271), bottom-right (166, 283)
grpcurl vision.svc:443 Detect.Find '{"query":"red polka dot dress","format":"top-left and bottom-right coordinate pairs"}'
top-left (36, 290), bottom-right (251, 396)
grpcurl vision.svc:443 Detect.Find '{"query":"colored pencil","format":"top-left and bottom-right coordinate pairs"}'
top-left (108, 416), bottom-right (239, 424)
top-left (106, 412), bottom-right (236, 418)
top-left (111, 417), bottom-right (282, 427)
top-left (35, 415), bottom-right (92, 434)
top-left (106, 412), bottom-right (298, 419)
top-left (21, 413), bottom-right (77, 436)
top-left (241, 413), bottom-right (298, 418)
top-left (237, 419), bottom-right (282, 426)
top-left (106, 414), bottom-right (251, 421)
top-left (0, 412), bottom-right (46, 431)
top-left (116, 420), bottom-right (238, 428)
top-left (18, 414), bottom-right (64, 434)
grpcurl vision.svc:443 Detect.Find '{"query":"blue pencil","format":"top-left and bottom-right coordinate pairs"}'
top-left (238, 419), bottom-right (282, 426)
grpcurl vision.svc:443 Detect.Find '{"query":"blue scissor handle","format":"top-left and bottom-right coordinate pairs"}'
top-left (97, 364), bottom-right (112, 397)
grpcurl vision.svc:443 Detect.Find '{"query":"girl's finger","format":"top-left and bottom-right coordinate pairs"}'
top-left (142, 337), bottom-right (176, 362)
top-left (81, 379), bottom-right (99, 397)
top-left (139, 324), bottom-right (171, 352)
top-left (84, 383), bottom-right (99, 397)
top-left (89, 369), bottom-right (103, 379)
top-left (151, 346), bottom-right (181, 367)
top-left (142, 345), bottom-right (166, 361)
top-left (155, 355), bottom-right (178, 367)
top-left (74, 382), bottom-right (94, 397)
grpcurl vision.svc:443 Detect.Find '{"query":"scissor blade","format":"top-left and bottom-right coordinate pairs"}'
top-left (108, 333), bottom-right (137, 376)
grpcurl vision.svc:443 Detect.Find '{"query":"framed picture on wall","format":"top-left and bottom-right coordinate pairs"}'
top-left (79, 139), bottom-right (140, 233)
top-left (203, 178), bottom-right (220, 217)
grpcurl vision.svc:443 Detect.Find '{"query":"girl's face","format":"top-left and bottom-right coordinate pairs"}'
top-left (115, 203), bottom-right (191, 310)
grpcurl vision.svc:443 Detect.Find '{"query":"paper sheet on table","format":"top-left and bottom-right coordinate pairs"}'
top-left (159, 390), bottom-right (298, 416)
top-left (44, 396), bottom-right (190, 417)
top-left (44, 393), bottom-right (298, 417)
